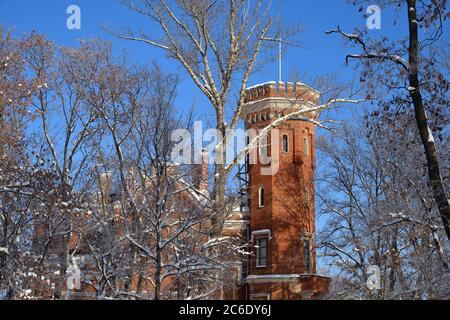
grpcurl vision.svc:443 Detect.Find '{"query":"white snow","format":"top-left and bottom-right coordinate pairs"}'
top-left (23, 290), bottom-right (32, 296)
top-left (389, 212), bottom-right (407, 218)
top-left (427, 127), bottom-right (435, 143)
top-left (246, 81), bottom-right (277, 90)
top-left (0, 247), bottom-right (8, 254)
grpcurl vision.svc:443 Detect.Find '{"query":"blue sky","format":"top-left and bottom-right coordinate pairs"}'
top-left (0, 1), bottom-right (413, 182)
top-left (0, 1), bottom-right (407, 190)
top-left (0, 0), bottom-right (407, 120)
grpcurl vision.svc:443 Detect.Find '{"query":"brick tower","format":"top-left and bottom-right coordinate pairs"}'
top-left (240, 81), bottom-right (330, 300)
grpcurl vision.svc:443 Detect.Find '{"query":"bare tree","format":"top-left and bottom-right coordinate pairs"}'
top-left (326, 0), bottom-right (450, 240)
top-left (0, 32), bottom-right (106, 300)
top-left (117, 0), bottom-right (283, 232)
top-left (317, 119), bottom-right (449, 300)
top-left (73, 49), bottom-right (242, 299)
top-left (0, 29), bottom-right (65, 299)
top-left (22, 36), bottom-right (106, 297)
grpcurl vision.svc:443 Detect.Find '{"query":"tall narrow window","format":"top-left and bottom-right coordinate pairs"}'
top-left (305, 189), bottom-right (310, 208)
top-left (258, 187), bottom-right (265, 208)
top-left (304, 137), bottom-right (309, 156)
top-left (246, 136), bottom-right (250, 169)
top-left (303, 238), bottom-right (312, 273)
top-left (282, 134), bottom-right (289, 153)
top-left (256, 237), bottom-right (268, 267)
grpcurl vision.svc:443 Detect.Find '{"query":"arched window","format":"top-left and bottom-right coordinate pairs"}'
top-left (282, 134), bottom-right (289, 153)
top-left (258, 186), bottom-right (265, 208)
top-left (304, 137), bottom-right (309, 156)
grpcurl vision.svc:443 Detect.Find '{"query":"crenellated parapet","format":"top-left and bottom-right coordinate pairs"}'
top-left (241, 81), bottom-right (321, 125)
top-left (244, 81), bottom-right (320, 104)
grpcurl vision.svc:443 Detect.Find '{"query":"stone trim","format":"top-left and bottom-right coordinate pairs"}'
top-left (250, 293), bottom-right (271, 300)
top-left (245, 274), bottom-right (330, 284)
top-left (251, 229), bottom-right (272, 240)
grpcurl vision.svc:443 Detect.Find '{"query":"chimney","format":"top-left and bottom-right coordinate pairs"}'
top-left (195, 150), bottom-right (209, 192)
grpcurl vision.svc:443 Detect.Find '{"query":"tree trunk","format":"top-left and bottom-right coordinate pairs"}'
top-left (155, 245), bottom-right (161, 300)
top-left (0, 216), bottom-right (7, 287)
top-left (212, 123), bottom-right (227, 236)
top-left (407, 0), bottom-right (450, 241)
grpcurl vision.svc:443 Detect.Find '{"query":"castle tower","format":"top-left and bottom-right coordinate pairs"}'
top-left (240, 81), bottom-right (330, 300)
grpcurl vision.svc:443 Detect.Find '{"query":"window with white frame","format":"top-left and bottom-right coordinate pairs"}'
top-left (258, 186), bottom-right (265, 208)
top-left (256, 237), bottom-right (268, 267)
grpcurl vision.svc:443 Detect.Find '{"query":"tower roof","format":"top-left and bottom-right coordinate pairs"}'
top-left (241, 81), bottom-right (321, 121)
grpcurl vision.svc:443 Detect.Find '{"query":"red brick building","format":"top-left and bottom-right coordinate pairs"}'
top-left (231, 81), bottom-right (330, 300)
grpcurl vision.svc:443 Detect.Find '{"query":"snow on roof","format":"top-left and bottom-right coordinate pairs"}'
top-left (245, 81), bottom-right (321, 95)
top-left (246, 81), bottom-right (277, 90)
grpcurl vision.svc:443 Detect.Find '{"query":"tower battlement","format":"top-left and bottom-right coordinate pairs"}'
top-left (244, 81), bottom-right (320, 104)
top-left (241, 81), bottom-right (320, 124)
